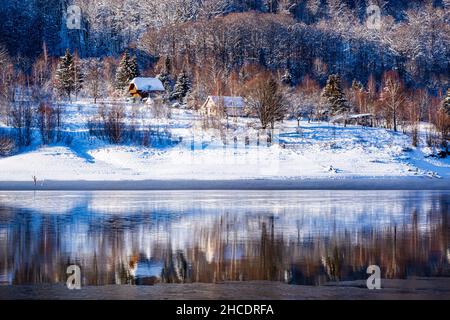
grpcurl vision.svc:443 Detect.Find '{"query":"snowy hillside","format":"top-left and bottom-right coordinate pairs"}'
top-left (0, 101), bottom-right (449, 184)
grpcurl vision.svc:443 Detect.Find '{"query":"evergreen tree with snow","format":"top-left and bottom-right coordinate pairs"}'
top-left (55, 49), bottom-right (75, 99)
top-left (157, 73), bottom-right (173, 93)
top-left (172, 70), bottom-right (191, 102)
top-left (157, 56), bottom-right (174, 95)
top-left (444, 88), bottom-right (450, 116)
top-left (115, 50), bottom-right (139, 91)
top-left (130, 56), bottom-right (140, 79)
top-left (321, 74), bottom-right (349, 117)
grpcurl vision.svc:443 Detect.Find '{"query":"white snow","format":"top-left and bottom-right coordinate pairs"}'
top-left (0, 100), bottom-right (449, 183)
top-left (130, 77), bottom-right (164, 92)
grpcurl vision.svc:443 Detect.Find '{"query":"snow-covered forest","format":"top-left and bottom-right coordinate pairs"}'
top-left (0, 0), bottom-right (449, 88)
top-left (0, 0), bottom-right (449, 183)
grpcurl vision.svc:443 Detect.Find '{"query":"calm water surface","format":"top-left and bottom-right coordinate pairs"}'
top-left (0, 191), bottom-right (449, 286)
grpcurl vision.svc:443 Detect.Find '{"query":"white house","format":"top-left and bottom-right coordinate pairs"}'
top-left (201, 96), bottom-right (246, 117)
top-left (129, 77), bottom-right (165, 99)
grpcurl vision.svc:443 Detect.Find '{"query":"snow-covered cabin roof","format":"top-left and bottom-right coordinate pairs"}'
top-left (130, 77), bottom-right (165, 92)
top-left (208, 96), bottom-right (245, 108)
top-left (349, 113), bottom-right (373, 119)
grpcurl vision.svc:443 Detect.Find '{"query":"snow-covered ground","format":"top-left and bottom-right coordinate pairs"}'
top-left (0, 100), bottom-right (449, 185)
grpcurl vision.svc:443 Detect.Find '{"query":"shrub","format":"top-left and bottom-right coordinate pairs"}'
top-left (0, 136), bottom-right (15, 156)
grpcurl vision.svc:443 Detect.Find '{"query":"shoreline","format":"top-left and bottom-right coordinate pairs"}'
top-left (0, 177), bottom-right (449, 191)
top-left (1, 278), bottom-right (449, 300)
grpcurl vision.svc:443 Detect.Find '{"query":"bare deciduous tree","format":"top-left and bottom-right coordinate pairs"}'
top-left (9, 101), bottom-right (33, 147)
top-left (288, 75), bottom-right (321, 125)
top-left (99, 104), bottom-right (126, 144)
top-left (246, 73), bottom-right (286, 129)
top-left (37, 102), bottom-right (56, 145)
top-left (84, 58), bottom-right (103, 103)
top-left (380, 71), bottom-right (405, 132)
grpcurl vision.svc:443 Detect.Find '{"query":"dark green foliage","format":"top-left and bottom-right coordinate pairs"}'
top-left (321, 74), bottom-right (349, 116)
top-left (172, 70), bottom-right (191, 102)
top-left (55, 49), bottom-right (75, 99)
top-left (115, 51), bottom-right (139, 91)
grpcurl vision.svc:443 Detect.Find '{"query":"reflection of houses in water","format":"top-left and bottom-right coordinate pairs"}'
top-left (127, 255), bottom-right (164, 285)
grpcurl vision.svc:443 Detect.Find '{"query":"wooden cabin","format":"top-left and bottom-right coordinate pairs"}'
top-left (200, 96), bottom-right (246, 118)
top-left (129, 77), bottom-right (165, 99)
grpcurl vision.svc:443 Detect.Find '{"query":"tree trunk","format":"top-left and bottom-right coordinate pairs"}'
top-left (393, 110), bottom-right (397, 132)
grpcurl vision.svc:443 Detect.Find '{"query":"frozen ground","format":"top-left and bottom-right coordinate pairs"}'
top-left (0, 100), bottom-right (449, 188)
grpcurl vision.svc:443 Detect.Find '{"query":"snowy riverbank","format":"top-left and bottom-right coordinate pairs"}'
top-left (1, 101), bottom-right (449, 186)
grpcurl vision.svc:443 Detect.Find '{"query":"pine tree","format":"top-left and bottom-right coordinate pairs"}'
top-left (55, 49), bottom-right (75, 99)
top-left (130, 56), bottom-right (140, 79)
top-left (157, 56), bottom-right (174, 94)
top-left (115, 50), bottom-right (139, 91)
top-left (172, 70), bottom-right (191, 102)
top-left (157, 73), bottom-right (173, 95)
top-left (444, 89), bottom-right (450, 116)
top-left (115, 50), bottom-right (130, 90)
top-left (321, 74), bottom-right (349, 117)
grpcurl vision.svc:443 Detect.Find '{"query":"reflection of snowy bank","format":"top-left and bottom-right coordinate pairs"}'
top-left (0, 190), bottom-right (442, 225)
top-left (0, 192), bottom-right (91, 215)
top-left (0, 191), bottom-right (444, 247)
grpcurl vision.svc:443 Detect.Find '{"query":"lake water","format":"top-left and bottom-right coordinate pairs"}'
top-left (0, 191), bottom-right (449, 287)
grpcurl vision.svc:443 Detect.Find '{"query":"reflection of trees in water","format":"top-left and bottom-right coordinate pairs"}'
top-left (166, 207), bottom-right (449, 285)
top-left (0, 197), bottom-right (449, 286)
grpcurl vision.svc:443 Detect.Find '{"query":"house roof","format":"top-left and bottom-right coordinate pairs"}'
top-left (349, 113), bottom-right (373, 119)
top-left (130, 77), bottom-right (165, 92)
top-left (331, 113), bottom-right (373, 122)
top-left (208, 96), bottom-right (245, 108)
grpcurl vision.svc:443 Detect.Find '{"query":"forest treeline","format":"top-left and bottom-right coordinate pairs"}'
top-left (0, 0), bottom-right (449, 90)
